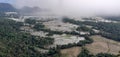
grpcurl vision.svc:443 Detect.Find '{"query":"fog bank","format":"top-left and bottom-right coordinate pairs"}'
top-left (14, 0), bottom-right (120, 17)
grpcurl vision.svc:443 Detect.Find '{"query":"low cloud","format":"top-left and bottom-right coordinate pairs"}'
top-left (14, 0), bottom-right (120, 17)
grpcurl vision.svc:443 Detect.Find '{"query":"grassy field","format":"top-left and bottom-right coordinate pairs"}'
top-left (63, 34), bottom-right (72, 39)
top-left (86, 35), bottom-right (120, 55)
top-left (60, 47), bottom-right (81, 57)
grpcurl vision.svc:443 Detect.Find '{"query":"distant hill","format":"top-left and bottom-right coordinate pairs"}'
top-left (0, 3), bottom-right (17, 12)
top-left (19, 6), bottom-right (42, 15)
top-left (0, 3), bottom-right (49, 16)
top-left (102, 16), bottom-right (120, 21)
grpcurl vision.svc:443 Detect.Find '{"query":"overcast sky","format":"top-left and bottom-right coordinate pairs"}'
top-left (0, 0), bottom-right (15, 4)
top-left (10, 0), bottom-right (120, 17)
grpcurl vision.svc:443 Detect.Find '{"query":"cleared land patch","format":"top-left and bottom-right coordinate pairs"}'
top-left (86, 35), bottom-right (120, 55)
top-left (60, 47), bottom-right (81, 57)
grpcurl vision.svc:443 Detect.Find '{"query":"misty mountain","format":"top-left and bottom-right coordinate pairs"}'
top-left (0, 3), bottom-right (17, 12)
top-left (19, 6), bottom-right (42, 15)
top-left (0, 3), bottom-right (42, 16)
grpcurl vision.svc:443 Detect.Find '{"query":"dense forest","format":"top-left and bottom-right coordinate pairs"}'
top-left (0, 18), bottom-right (54, 57)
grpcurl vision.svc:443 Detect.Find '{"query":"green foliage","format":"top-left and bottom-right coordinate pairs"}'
top-left (56, 43), bottom-right (76, 49)
top-left (33, 23), bottom-right (45, 31)
top-left (77, 36), bottom-right (93, 46)
top-left (25, 18), bottom-right (36, 24)
top-left (48, 48), bottom-right (60, 56)
top-left (76, 26), bottom-right (91, 32)
top-left (78, 47), bottom-right (94, 57)
top-left (96, 53), bottom-right (117, 57)
top-left (0, 18), bottom-right (54, 57)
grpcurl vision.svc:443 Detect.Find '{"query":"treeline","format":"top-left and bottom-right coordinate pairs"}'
top-left (0, 18), bottom-right (54, 57)
top-left (103, 16), bottom-right (120, 21)
top-left (52, 35), bottom-right (93, 49)
top-left (62, 17), bottom-right (120, 41)
top-left (33, 23), bottom-right (81, 36)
